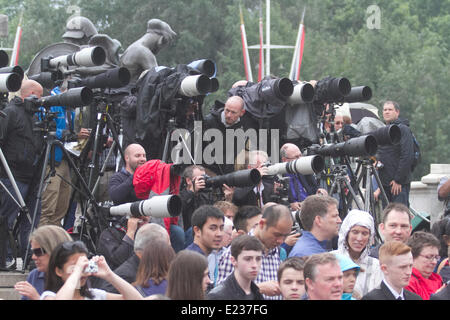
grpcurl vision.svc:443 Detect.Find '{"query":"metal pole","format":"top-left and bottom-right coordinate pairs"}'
top-left (266, 0), bottom-right (270, 76)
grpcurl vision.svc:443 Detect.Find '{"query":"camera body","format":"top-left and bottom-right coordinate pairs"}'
top-left (84, 260), bottom-right (98, 273)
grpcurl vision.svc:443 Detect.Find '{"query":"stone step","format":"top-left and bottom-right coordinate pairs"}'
top-left (0, 287), bottom-right (22, 300)
top-left (0, 271), bottom-right (28, 286)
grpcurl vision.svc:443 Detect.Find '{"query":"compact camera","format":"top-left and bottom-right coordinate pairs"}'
top-left (84, 260), bottom-right (98, 273)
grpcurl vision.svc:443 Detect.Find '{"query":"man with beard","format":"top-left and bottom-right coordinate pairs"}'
top-left (108, 143), bottom-right (147, 205)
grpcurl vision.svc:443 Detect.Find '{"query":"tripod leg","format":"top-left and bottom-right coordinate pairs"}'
top-left (364, 165), bottom-right (372, 213)
top-left (105, 113), bottom-right (125, 163)
top-left (343, 177), bottom-right (363, 210)
top-left (372, 166), bottom-right (389, 208)
top-left (92, 140), bottom-right (116, 197)
top-left (87, 113), bottom-right (103, 191)
top-left (56, 140), bottom-right (100, 252)
top-left (22, 140), bottom-right (53, 272)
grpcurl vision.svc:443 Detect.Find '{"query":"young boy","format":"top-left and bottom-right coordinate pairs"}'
top-left (277, 257), bottom-right (307, 300)
top-left (335, 253), bottom-right (361, 300)
top-left (206, 235), bottom-right (264, 300)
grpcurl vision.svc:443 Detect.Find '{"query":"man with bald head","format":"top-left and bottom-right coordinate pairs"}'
top-left (0, 80), bottom-right (44, 269)
top-left (204, 95), bottom-right (246, 175)
top-left (280, 143), bottom-right (327, 212)
top-left (109, 143), bottom-right (147, 205)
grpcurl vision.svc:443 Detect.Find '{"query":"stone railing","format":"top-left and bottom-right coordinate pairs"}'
top-left (410, 164), bottom-right (450, 226)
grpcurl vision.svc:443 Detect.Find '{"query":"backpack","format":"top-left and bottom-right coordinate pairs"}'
top-left (411, 133), bottom-right (421, 171)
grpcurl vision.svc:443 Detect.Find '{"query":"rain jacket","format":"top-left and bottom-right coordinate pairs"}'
top-left (332, 209), bottom-right (383, 296)
top-left (376, 118), bottom-right (414, 186)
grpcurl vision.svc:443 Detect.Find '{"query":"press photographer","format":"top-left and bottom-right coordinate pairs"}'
top-left (232, 150), bottom-right (277, 208)
top-left (179, 165), bottom-right (215, 239)
top-left (374, 101), bottom-right (415, 207)
top-left (279, 143), bottom-right (328, 212)
top-left (0, 79), bottom-right (44, 269)
top-left (204, 95), bottom-right (246, 175)
top-left (36, 78), bottom-right (92, 228)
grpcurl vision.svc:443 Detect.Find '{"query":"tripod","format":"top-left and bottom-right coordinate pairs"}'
top-left (0, 147), bottom-right (34, 271)
top-left (353, 158), bottom-right (389, 219)
top-left (22, 129), bottom-right (100, 272)
top-left (65, 97), bottom-right (126, 243)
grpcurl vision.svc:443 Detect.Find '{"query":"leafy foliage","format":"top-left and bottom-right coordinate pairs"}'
top-left (1, 0), bottom-right (449, 179)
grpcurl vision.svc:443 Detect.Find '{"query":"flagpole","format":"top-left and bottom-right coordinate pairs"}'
top-left (294, 8), bottom-right (306, 81)
top-left (265, 0), bottom-right (270, 77)
top-left (239, 4), bottom-right (253, 82)
top-left (258, 2), bottom-right (264, 81)
top-left (10, 12), bottom-right (23, 67)
top-left (289, 7), bottom-right (306, 80)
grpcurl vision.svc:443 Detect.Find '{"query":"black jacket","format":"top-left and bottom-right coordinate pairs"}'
top-left (95, 225), bottom-right (134, 270)
top-left (108, 169), bottom-right (140, 205)
top-left (430, 285), bottom-right (450, 300)
top-left (232, 176), bottom-right (276, 207)
top-left (376, 118), bottom-right (414, 186)
top-left (204, 101), bottom-right (246, 175)
top-left (206, 272), bottom-right (264, 300)
top-left (179, 188), bottom-right (214, 231)
top-left (0, 97), bottom-right (43, 182)
top-left (362, 281), bottom-right (422, 300)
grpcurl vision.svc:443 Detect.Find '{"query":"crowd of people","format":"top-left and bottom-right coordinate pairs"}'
top-left (0, 47), bottom-right (449, 301)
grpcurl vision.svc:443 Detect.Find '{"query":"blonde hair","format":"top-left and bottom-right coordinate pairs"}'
top-left (30, 225), bottom-right (73, 256)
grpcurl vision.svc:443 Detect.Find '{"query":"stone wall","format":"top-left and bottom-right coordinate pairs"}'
top-left (410, 163), bottom-right (450, 226)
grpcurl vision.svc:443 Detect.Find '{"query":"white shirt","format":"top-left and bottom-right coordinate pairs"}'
top-left (382, 279), bottom-right (405, 300)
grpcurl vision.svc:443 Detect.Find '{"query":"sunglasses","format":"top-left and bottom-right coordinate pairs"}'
top-left (32, 247), bottom-right (46, 257)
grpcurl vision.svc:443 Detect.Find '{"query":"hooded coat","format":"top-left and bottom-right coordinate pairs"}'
top-left (332, 209), bottom-right (383, 297)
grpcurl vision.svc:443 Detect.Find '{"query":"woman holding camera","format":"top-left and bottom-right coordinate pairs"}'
top-left (14, 225), bottom-right (73, 300)
top-left (41, 241), bottom-right (143, 300)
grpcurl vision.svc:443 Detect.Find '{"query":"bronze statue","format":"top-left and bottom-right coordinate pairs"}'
top-left (119, 19), bottom-right (176, 82)
top-left (62, 16), bottom-right (98, 46)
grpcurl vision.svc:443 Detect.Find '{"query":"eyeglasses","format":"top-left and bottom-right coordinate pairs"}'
top-left (418, 254), bottom-right (440, 262)
top-left (31, 247), bottom-right (46, 257)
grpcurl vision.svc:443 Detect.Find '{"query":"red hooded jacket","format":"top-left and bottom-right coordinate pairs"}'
top-left (133, 160), bottom-right (181, 235)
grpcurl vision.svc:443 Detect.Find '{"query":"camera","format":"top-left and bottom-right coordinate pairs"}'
top-left (84, 260), bottom-right (98, 273)
top-left (366, 124), bottom-right (401, 146)
top-left (0, 50), bottom-right (8, 68)
top-left (202, 168), bottom-right (261, 189)
top-left (287, 81), bottom-right (315, 105)
top-left (0, 65), bottom-right (24, 93)
top-left (109, 195), bottom-right (182, 219)
top-left (313, 76), bottom-right (352, 105)
top-left (307, 134), bottom-right (378, 158)
top-left (265, 155), bottom-right (325, 176)
top-left (343, 86), bottom-right (372, 103)
top-left (68, 67), bottom-right (131, 90)
top-left (24, 87), bottom-right (94, 109)
top-left (29, 71), bottom-right (64, 90)
top-left (41, 46), bottom-right (106, 71)
top-left (228, 76), bottom-right (294, 120)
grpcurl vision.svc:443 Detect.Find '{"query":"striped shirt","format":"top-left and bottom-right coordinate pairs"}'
top-left (215, 229), bottom-right (282, 300)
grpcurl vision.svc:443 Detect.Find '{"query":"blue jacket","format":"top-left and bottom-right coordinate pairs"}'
top-left (49, 87), bottom-right (75, 163)
top-left (288, 231), bottom-right (329, 258)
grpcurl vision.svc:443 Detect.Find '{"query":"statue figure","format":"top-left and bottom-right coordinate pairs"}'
top-left (62, 16), bottom-right (98, 46)
top-left (119, 19), bottom-right (176, 82)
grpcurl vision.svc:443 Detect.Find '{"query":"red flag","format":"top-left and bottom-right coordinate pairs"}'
top-left (295, 23), bottom-right (305, 81)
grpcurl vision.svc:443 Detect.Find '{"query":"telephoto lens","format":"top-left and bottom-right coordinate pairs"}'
top-left (109, 195), bottom-right (182, 219)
